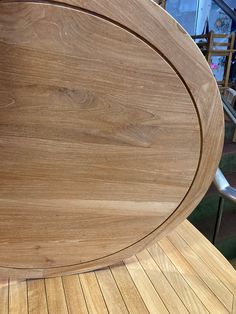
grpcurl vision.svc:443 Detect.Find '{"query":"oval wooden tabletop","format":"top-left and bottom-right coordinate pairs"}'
top-left (1, 221), bottom-right (236, 313)
top-left (0, 0), bottom-right (224, 277)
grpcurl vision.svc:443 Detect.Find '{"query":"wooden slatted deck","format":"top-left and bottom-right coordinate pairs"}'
top-left (1, 220), bottom-right (236, 314)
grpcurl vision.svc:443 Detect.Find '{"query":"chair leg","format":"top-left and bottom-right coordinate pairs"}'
top-left (213, 196), bottom-right (224, 245)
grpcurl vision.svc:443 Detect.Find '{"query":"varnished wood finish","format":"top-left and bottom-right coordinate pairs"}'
top-left (0, 221), bottom-right (236, 313)
top-left (0, 0), bottom-right (224, 277)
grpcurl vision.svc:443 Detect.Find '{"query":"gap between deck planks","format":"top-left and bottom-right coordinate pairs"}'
top-left (1, 220), bottom-right (236, 314)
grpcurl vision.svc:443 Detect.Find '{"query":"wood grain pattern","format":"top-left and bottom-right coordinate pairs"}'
top-left (45, 278), bottom-right (68, 314)
top-left (167, 232), bottom-right (233, 311)
top-left (158, 237), bottom-right (229, 313)
top-left (0, 0), bottom-right (223, 277)
top-left (176, 222), bottom-right (236, 292)
top-left (148, 240), bottom-right (209, 313)
top-left (124, 256), bottom-right (168, 313)
top-left (27, 279), bottom-right (48, 314)
top-left (62, 275), bottom-right (88, 314)
top-left (136, 249), bottom-right (189, 313)
top-left (79, 272), bottom-right (108, 314)
top-left (9, 281), bottom-right (27, 314)
top-left (0, 280), bottom-right (9, 314)
top-left (0, 221), bottom-right (235, 313)
top-left (95, 269), bottom-right (129, 313)
top-left (110, 263), bottom-right (149, 314)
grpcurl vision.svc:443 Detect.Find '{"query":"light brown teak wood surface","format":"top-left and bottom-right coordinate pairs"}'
top-left (1, 221), bottom-right (236, 313)
top-left (0, 0), bottom-right (224, 278)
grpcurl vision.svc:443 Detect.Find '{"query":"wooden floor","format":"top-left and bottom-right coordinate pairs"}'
top-left (0, 220), bottom-right (236, 314)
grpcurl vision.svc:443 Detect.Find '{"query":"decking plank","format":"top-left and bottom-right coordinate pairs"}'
top-left (159, 237), bottom-right (229, 313)
top-left (80, 272), bottom-right (108, 314)
top-left (27, 279), bottom-right (48, 314)
top-left (136, 249), bottom-right (189, 313)
top-left (110, 262), bottom-right (149, 314)
top-left (95, 268), bottom-right (128, 314)
top-left (45, 277), bottom-right (68, 314)
top-left (148, 242), bottom-right (208, 313)
top-left (0, 221), bottom-right (235, 314)
top-left (62, 275), bottom-right (88, 314)
top-left (177, 221), bottom-right (236, 292)
top-left (9, 280), bottom-right (28, 314)
top-left (124, 255), bottom-right (169, 313)
top-left (167, 231), bottom-right (233, 311)
top-left (0, 280), bottom-right (8, 314)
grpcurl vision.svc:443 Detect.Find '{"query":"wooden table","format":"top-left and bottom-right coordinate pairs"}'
top-left (0, 0), bottom-right (224, 278)
top-left (1, 220), bottom-right (235, 314)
